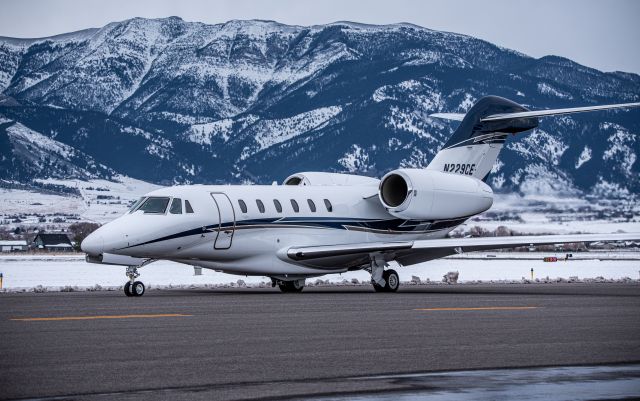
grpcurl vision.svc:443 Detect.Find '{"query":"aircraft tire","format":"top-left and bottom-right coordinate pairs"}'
top-left (124, 282), bottom-right (133, 297)
top-left (383, 269), bottom-right (400, 292)
top-left (372, 282), bottom-right (385, 292)
top-left (278, 280), bottom-right (304, 293)
top-left (132, 281), bottom-right (145, 296)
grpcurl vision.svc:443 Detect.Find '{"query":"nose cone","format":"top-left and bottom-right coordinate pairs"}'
top-left (81, 232), bottom-right (103, 255)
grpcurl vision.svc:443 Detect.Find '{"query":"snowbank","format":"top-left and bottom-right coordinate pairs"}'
top-left (1, 253), bottom-right (639, 293)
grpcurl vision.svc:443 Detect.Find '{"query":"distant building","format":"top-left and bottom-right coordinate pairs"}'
top-left (0, 240), bottom-right (28, 252)
top-left (32, 233), bottom-right (74, 252)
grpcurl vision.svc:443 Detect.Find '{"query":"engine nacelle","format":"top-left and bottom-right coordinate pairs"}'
top-left (283, 172), bottom-right (379, 186)
top-left (378, 169), bottom-right (493, 220)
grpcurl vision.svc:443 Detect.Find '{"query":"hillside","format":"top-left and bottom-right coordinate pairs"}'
top-left (0, 17), bottom-right (638, 198)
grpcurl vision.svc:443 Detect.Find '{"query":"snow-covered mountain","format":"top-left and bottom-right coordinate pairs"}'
top-left (1, 17), bottom-right (638, 197)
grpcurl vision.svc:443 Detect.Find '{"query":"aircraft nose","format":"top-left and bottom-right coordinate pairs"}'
top-left (81, 232), bottom-right (104, 255)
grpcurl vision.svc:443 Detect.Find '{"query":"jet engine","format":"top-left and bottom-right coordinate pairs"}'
top-left (284, 172), bottom-right (379, 186)
top-left (378, 169), bottom-right (493, 220)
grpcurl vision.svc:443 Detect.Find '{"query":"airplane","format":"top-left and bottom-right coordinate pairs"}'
top-left (81, 96), bottom-right (640, 296)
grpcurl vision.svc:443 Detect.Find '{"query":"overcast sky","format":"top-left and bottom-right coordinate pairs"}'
top-left (1, 0), bottom-right (639, 74)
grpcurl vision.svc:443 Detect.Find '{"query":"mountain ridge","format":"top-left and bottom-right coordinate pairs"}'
top-left (0, 17), bottom-right (638, 198)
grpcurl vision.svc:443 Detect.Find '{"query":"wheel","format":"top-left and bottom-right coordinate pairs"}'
top-left (383, 269), bottom-right (400, 292)
top-left (278, 281), bottom-right (304, 293)
top-left (124, 282), bottom-right (133, 297)
top-left (132, 281), bottom-right (145, 296)
top-left (278, 280), bottom-right (304, 293)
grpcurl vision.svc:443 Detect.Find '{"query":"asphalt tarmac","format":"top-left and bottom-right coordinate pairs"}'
top-left (1, 283), bottom-right (639, 400)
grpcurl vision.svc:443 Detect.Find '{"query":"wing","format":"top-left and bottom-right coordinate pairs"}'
top-left (283, 233), bottom-right (640, 268)
top-left (480, 102), bottom-right (640, 122)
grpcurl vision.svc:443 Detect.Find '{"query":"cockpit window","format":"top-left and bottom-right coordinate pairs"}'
top-left (170, 198), bottom-right (182, 214)
top-left (128, 197), bottom-right (145, 213)
top-left (137, 197), bottom-right (170, 214)
top-left (185, 200), bottom-right (194, 214)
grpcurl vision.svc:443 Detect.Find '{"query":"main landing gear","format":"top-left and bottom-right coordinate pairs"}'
top-left (272, 278), bottom-right (306, 293)
top-left (124, 265), bottom-right (145, 297)
top-left (368, 255), bottom-right (400, 292)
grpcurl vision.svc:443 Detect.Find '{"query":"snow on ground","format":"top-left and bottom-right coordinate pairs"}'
top-left (0, 255), bottom-right (254, 289)
top-left (1, 175), bottom-right (160, 226)
top-left (253, 106), bottom-right (342, 152)
top-left (537, 82), bottom-right (572, 99)
top-left (1, 253), bottom-right (638, 291)
top-left (461, 193), bottom-right (640, 235)
top-left (1, 190), bottom-right (83, 216)
top-left (575, 146), bottom-right (592, 169)
top-left (3, 177), bottom-right (637, 234)
top-left (338, 144), bottom-right (371, 172)
top-left (466, 218), bottom-right (640, 235)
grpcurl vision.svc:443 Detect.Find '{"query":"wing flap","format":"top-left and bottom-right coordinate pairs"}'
top-left (286, 233), bottom-right (639, 262)
top-left (287, 241), bottom-right (412, 261)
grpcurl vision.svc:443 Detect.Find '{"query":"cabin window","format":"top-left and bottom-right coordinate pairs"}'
top-left (169, 198), bottom-right (183, 214)
top-left (138, 197), bottom-right (170, 214)
top-left (238, 199), bottom-right (247, 213)
top-left (128, 197), bottom-right (145, 212)
top-left (324, 199), bottom-right (333, 212)
top-left (307, 199), bottom-right (316, 212)
top-left (290, 199), bottom-right (299, 213)
top-left (185, 200), bottom-right (194, 213)
top-left (256, 199), bottom-right (265, 213)
top-left (273, 199), bottom-right (282, 213)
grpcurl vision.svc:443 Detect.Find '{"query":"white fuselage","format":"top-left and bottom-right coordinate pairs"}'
top-left (82, 181), bottom-right (485, 279)
top-left (79, 96), bottom-right (640, 289)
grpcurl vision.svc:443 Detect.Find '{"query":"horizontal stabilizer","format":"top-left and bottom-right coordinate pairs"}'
top-left (426, 96), bottom-right (640, 181)
top-left (481, 102), bottom-right (640, 122)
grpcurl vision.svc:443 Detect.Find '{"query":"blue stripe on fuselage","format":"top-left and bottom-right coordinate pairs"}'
top-left (118, 216), bottom-right (468, 250)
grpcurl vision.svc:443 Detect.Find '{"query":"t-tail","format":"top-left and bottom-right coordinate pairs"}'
top-left (426, 95), bottom-right (640, 181)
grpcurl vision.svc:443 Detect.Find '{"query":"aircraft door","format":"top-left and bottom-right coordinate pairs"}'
top-left (210, 193), bottom-right (236, 249)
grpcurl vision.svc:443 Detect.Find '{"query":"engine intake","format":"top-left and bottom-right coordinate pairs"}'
top-left (380, 173), bottom-right (409, 207)
top-left (378, 169), bottom-right (493, 220)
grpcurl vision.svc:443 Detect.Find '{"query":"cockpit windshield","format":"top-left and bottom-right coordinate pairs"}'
top-left (128, 197), bottom-right (146, 213)
top-left (136, 197), bottom-right (170, 214)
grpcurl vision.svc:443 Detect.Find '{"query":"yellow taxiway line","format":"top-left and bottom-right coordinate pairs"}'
top-left (10, 313), bottom-right (192, 321)
top-left (414, 306), bottom-right (540, 311)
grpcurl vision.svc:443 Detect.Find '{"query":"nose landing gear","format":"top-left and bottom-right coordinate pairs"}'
top-left (124, 265), bottom-right (145, 297)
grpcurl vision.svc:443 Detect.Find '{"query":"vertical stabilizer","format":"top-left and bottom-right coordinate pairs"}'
top-left (426, 96), bottom-right (537, 181)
